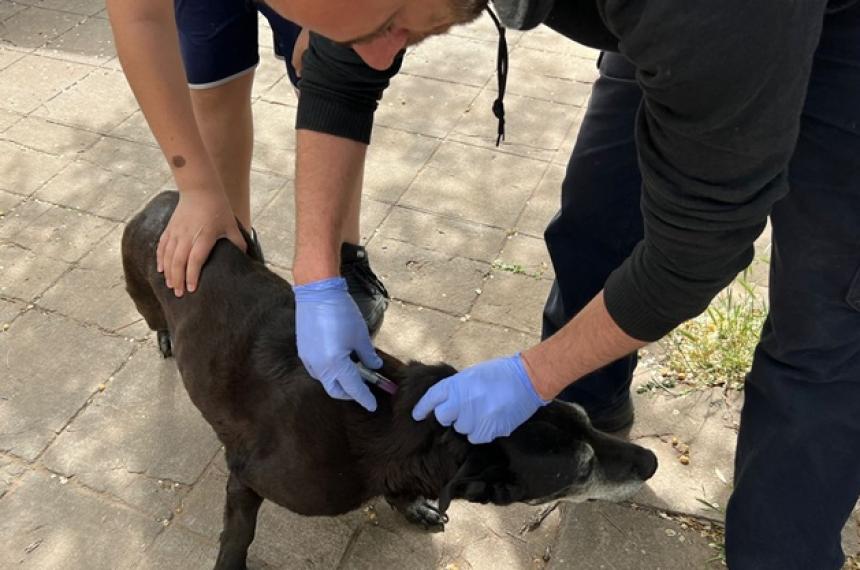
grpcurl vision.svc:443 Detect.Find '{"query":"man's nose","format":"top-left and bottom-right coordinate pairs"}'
top-left (352, 29), bottom-right (408, 70)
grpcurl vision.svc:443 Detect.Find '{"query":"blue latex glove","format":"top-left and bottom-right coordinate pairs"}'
top-left (411, 354), bottom-right (548, 444)
top-left (294, 277), bottom-right (383, 412)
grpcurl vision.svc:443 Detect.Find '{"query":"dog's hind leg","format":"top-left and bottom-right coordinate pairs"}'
top-left (385, 495), bottom-right (448, 532)
top-left (214, 472), bottom-right (263, 570)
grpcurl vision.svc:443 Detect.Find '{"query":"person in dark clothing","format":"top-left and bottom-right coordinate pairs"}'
top-left (110, 0), bottom-right (860, 567)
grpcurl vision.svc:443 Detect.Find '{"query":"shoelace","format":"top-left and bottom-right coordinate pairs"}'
top-left (486, 7), bottom-right (509, 147)
top-left (343, 257), bottom-right (390, 299)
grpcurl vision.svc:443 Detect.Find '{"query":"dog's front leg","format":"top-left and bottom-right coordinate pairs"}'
top-left (214, 472), bottom-right (263, 570)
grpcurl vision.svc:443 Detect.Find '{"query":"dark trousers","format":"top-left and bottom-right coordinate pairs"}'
top-left (542, 4), bottom-right (860, 568)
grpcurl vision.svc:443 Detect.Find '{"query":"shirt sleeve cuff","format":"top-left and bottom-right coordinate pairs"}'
top-left (295, 90), bottom-right (375, 145)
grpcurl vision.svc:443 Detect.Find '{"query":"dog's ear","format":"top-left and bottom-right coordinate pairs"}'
top-left (437, 446), bottom-right (523, 515)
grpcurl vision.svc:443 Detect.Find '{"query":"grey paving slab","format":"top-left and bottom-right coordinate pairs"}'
top-left (0, 140), bottom-right (69, 195)
top-left (0, 242), bottom-right (69, 300)
top-left (368, 236), bottom-right (488, 315)
top-left (0, 0), bottom-right (27, 21)
top-left (450, 89), bottom-right (580, 162)
top-left (502, 47), bottom-right (597, 108)
top-left (471, 270), bottom-right (552, 335)
top-left (110, 110), bottom-right (157, 146)
top-left (0, 309), bottom-right (134, 460)
top-left (175, 466), bottom-right (359, 569)
top-left (0, 186), bottom-right (24, 211)
top-left (400, 141), bottom-right (547, 229)
top-left (373, 205), bottom-right (508, 263)
top-left (250, 184), bottom-right (296, 269)
top-left (517, 163), bottom-right (563, 238)
top-left (497, 233), bottom-right (554, 281)
top-left (131, 525), bottom-right (223, 570)
top-left (518, 25), bottom-right (602, 59)
top-left (374, 301), bottom-right (463, 364)
top-left (0, 470), bottom-right (161, 570)
top-left (442, 320), bottom-right (540, 370)
top-left (251, 51), bottom-right (289, 101)
top-left (0, 53), bottom-right (92, 114)
top-left (30, 0), bottom-right (105, 16)
top-left (0, 452), bottom-right (27, 498)
top-left (41, 341), bottom-right (220, 519)
top-left (37, 257), bottom-right (150, 336)
top-left (41, 15), bottom-right (115, 66)
top-left (364, 125), bottom-right (440, 204)
top-left (80, 136), bottom-right (170, 183)
top-left (0, 296), bottom-right (24, 324)
top-left (257, 74), bottom-right (299, 108)
top-left (250, 99), bottom-right (297, 176)
top-left (0, 199), bottom-right (118, 263)
top-left (551, 106), bottom-right (586, 167)
top-left (448, 13), bottom-right (524, 45)
top-left (376, 74), bottom-right (481, 139)
top-left (0, 43), bottom-right (25, 70)
top-left (627, 378), bottom-right (740, 520)
top-left (0, 106), bottom-right (21, 131)
top-left (35, 68), bottom-right (139, 132)
top-left (402, 34), bottom-right (497, 88)
top-left (35, 160), bottom-right (157, 221)
top-left (548, 502), bottom-right (721, 570)
top-left (360, 196), bottom-right (392, 242)
top-left (0, 5), bottom-right (78, 49)
top-left (2, 115), bottom-right (101, 156)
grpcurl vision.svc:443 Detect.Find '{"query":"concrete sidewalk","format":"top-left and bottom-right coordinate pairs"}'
top-left (0, 2), bottom-right (857, 568)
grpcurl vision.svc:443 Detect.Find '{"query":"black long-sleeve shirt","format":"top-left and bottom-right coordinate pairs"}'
top-left (295, 0), bottom-right (836, 342)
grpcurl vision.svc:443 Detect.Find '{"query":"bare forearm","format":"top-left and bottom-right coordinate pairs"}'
top-left (522, 291), bottom-right (646, 400)
top-left (106, 0), bottom-right (217, 191)
top-left (293, 129), bottom-right (367, 284)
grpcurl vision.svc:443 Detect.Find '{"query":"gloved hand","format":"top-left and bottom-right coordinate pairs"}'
top-left (411, 354), bottom-right (548, 444)
top-left (294, 277), bottom-right (383, 412)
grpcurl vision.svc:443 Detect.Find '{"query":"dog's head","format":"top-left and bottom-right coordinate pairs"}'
top-left (384, 360), bottom-right (657, 514)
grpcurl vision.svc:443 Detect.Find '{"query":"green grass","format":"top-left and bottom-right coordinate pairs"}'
top-left (658, 269), bottom-right (768, 392)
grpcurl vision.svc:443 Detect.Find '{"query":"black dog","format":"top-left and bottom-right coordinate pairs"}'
top-left (122, 192), bottom-right (658, 570)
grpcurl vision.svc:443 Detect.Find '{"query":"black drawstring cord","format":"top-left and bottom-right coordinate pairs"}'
top-left (486, 7), bottom-right (508, 147)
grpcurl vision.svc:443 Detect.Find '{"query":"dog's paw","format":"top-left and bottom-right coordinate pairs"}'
top-left (387, 497), bottom-right (448, 532)
top-left (156, 329), bottom-right (173, 358)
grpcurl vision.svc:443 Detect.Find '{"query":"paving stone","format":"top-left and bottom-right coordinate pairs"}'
top-left (36, 160), bottom-right (156, 221)
top-left (367, 237), bottom-right (487, 315)
top-left (41, 341), bottom-right (219, 519)
top-left (0, 199), bottom-right (118, 263)
top-left (517, 25), bottom-right (601, 59)
top-left (517, 163), bottom-right (563, 237)
top-left (0, 186), bottom-right (24, 211)
top-left (0, 0), bottom-right (27, 21)
top-left (364, 125), bottom-right (439, 204)
top-left (251, 51), bottom-right (289, 101)
top-left (0, 470), bottom-right (161, 569)
top-left (0, 242), bottom-right (69, 300)
top-left (548, 502), bottom-right (719, 570)
top-left (448, 12), bottom-right (524, 44)
top-left (34, 0), bottom-right (105, 16)
top-left (471, 270), bottom-right (551, 335)
top-left (131, 525), bottom-right (222, 570)
top-left (401, 34), bottom-right (497, 88)
top-left (2, 116), bottom-right (100, 157)
top-left (0, 44), bottom-right (25, 71)
top-left (374, 205), bottom-right (507, 263)
top-left (450, 89), bottom-right (580, 162)
top-left (376, 74), bottom-right (480, 139)
top-left (497, 232), bottom-right (554, 281)
top-left (0, 453), bottom-right (28, 498)
top-left (0, 141), bottom-right (68, 196)
top-left (551, 105), bottom-right (586, 165)
top-left (250, 185), bottom-right (295, 269)
top-left (400, 141), bottom-right (546, 229)
top-left (360, 196), bottom-right (391, 242)
top-left (80, 136), bottom-right (170, 184)
top-left (0, 53), bottom-right (92, 114)
top-left (442, 319), bottom-right (539, 370)
top-left (0, 296), bottom-right (24, 324)
top-left (110, 110), bottom-right (157, 146)
top-left (0, 309), bottom-right (134, 460)
top-left (41, 15), bottom-right (115, 65)
top-left (250, 99), bottom-right (297, 176)
top-left (38, 260), bottom-right (149, 335)
top-left (627, 380), bottom-right (740, 520)
top-left (502, 46), bottom-right (597, 107)
top-left (176, 467), bottom-right (358, 569)
top-left (374, 301), bottom-right (462, 365)
top-left (0, 5), bottom-right (78, 49)
top-left (35, 68), bottom-right (138, 132)
top-left (0, 107), bottom-right (21, 132)
top-left (258, 73), bottom-right (299, 108)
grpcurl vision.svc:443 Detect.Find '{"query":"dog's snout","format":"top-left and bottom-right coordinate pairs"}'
top-left (632, 448), bottom-right (658, 481)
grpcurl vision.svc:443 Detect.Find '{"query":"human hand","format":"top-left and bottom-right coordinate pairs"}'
top-left (157, 188), bottom-right (247, 297)
top-left (411, 354), bottom-right (548, 444)
top-left (294, 276), bottom-right (382, 411)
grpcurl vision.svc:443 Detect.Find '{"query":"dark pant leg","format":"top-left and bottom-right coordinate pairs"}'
top-left (543, 52), bottom-right (644, 413)
top-left (726, 4), bottom-right (860, 568)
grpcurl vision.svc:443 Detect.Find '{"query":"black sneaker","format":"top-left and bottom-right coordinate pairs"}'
top-left (247, 228), bottom-right (265, 264)
top-left (589, 397), bottom-right (635, 433)
top-left (340, 243), bottom-right (390, 337)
